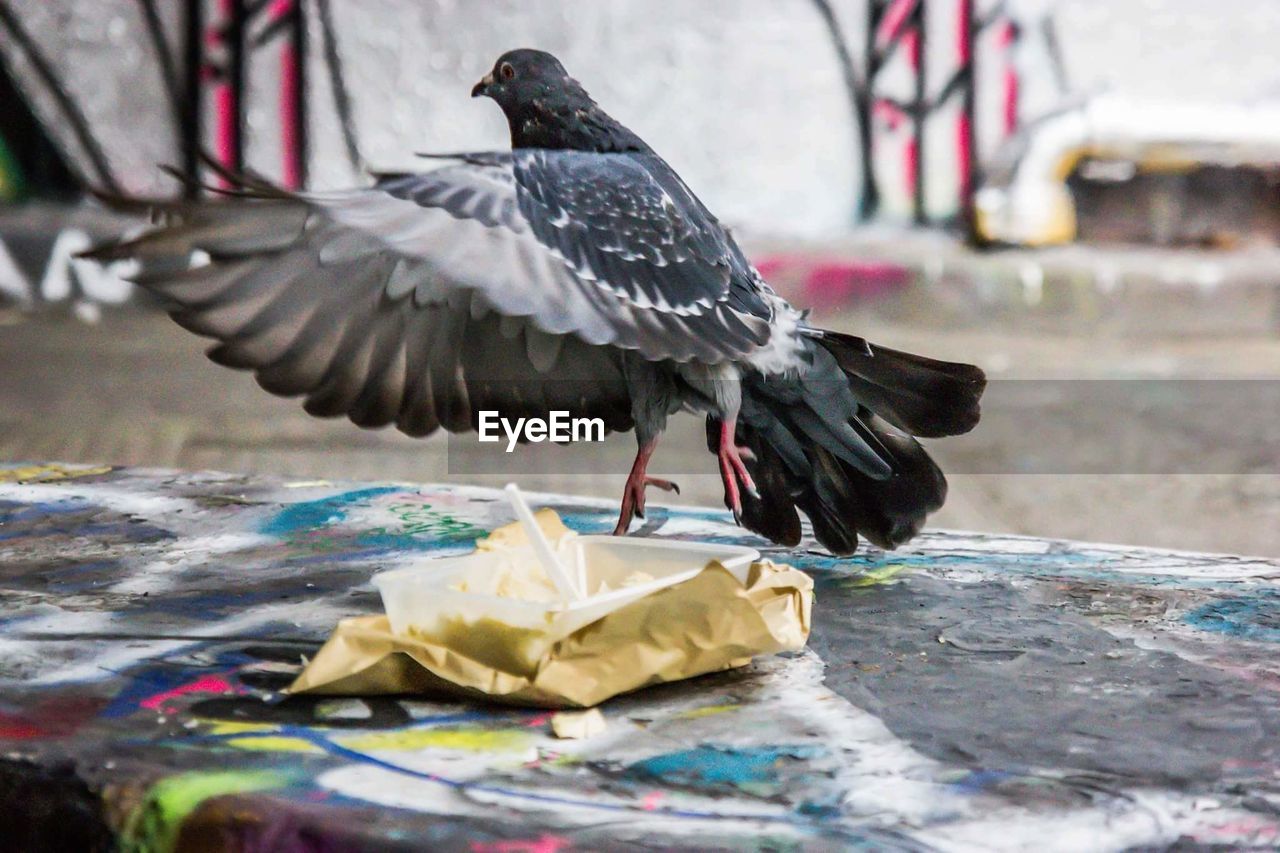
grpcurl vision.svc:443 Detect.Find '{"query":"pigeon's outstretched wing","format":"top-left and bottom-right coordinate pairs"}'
top-left (85, 153), bottom-right (772, 438)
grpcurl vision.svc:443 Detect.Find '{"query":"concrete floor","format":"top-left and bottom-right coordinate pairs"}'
top-left (3, 306), bottom-right (1279, 557)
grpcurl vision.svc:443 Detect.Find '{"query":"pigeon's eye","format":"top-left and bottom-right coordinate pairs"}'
top-left (499, 63), bottom-right (516, 81)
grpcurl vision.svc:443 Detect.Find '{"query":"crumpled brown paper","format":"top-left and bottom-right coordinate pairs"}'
top-left (288, 558), bottom-right (813, 708)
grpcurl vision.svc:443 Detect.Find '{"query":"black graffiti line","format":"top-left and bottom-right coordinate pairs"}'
top-left (0, 0), bottom-right (121, 193)
top-left (315, 0), bottom-right (364, 172)
top-left (809, 0), bottom-right (879, 223)
top-left (137, 0), bottom-right (185, 152)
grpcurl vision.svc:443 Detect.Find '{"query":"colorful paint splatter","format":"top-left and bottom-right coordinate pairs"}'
top-left (1, 463), bottom-right (1278, 849)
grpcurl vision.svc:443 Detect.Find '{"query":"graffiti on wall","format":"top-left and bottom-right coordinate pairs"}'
top-left (0, 0), bottom-right (1034, 229)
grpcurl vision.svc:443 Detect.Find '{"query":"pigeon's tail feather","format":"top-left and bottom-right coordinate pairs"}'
top-left (721, 334), bottom-right (983, 555)
top-left (813, 330), bottom-right (985, 438)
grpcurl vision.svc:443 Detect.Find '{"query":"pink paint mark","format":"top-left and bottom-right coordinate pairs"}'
top-left (905, 29), bottom-right (921, 71)
top-left (996, 19), bottom-right (1016, 48)
top-left (1002, 69), bottom-right (1019, 137)
top-left (279, 44), bottom-right (301, 189)
top-left (808, 261), bottom-right (910, 308)
top-left (904, 137), bottom-right (919, 202)
top-left (1000, 21), bottom-right (1019, 136)
top-left (212, 0), bottom-right (237, 188)
top-left (874, 99), bottom-right (905, 130)
top-left (272, 0), bottom-right (302, 189)
top-left (956, 0), bottom-right (974, 201)
top-left (956, 0), bottom-right (973, 62)
top-left (470, 835), bottom-right (570, 853)
top-left (753, 254), bottom-right (911, 310)
top-left (957, 112), bottom-right (973, 200)
top-left (140, 675), bottom-right (236, 712)
top-left (639, 791), bottom-right (665, 811)
top-left (524, 712), bottom-right (553, 728)
top-left (876, 0), bottom-right (917, 49)
top-left (215, 84), bottom-right (235, 188)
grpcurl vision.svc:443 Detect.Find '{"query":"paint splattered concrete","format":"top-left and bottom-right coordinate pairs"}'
top-left (2, 463), bottom-right (1279, 849)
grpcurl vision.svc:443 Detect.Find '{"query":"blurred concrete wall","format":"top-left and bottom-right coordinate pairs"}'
top-left (4, 1), bottom-right (1280, 234)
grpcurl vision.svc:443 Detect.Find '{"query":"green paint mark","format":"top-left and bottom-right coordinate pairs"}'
top-left (121, 769), bottom-right (284, 853)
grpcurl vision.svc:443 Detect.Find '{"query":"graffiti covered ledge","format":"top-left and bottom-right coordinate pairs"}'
top-left (1, 463), bottom-right (1279, 850)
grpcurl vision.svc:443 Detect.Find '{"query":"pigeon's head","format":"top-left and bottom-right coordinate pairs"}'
top-left (471, 49), bottom-right (575, 106)
top-left (472, 49), bottom-right (648, 152)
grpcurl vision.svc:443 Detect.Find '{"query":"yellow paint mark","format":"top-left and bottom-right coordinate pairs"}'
top-left (203, 718), bottom-right (530, 754)
top-left (1052, 148), bottom-right (1086, 182)
top-left (203, 720), bottom-right (277, 736)
top-left (0, 463), bottom-right (113, 483)
top-left (341, 726), bottom-right (531, 753)
top-left (201, 720), bottom-right (321, 753)
top-left (223, 735), bottom-right (321, 753)
top-left (677, 704), bottom-right (741, 719)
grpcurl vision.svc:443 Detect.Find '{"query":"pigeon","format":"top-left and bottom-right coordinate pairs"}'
top-left (86, 48), bottom-right (984, 556)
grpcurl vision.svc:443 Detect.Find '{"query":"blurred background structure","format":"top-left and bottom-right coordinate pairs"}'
top-left (3, 0), bottom-right (1280, 555)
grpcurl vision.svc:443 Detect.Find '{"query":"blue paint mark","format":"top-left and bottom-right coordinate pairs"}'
top-left (261, 487), bottom-right (401, 537)
top-left (261, 487), bottom-right (481, 558)
top-left (628, 744), bottom-right (826, 789)
top-left (145, 588), bottom-right (297, 618)
top-left (950, 769), bottom-right (1019, 793)
top-left (2, 500), bottom-right (94, 521)
top-left (0, 499), bottom-right (172, 544)
top-left (1184, 594), bottom-right (1280, 643)
top-left (41, 560), bottom-right (123, 594)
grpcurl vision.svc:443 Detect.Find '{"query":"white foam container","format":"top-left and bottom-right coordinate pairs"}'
top-left (372, 535), bottom-right (760, 667)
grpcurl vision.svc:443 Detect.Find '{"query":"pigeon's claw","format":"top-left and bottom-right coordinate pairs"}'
top-left (642, 476), bottom-right (680, 495)
top-left (716, 419), bottom-right (758, 518)
top-left (613, 440), bottom-right (676, 536)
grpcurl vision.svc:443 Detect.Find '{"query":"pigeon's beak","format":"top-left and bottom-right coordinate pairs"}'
top-left (471, 72), bottom-right (494, 98)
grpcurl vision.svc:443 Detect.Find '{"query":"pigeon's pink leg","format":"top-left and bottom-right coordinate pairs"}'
top-left (717, 417), bottom-right (758, 518)
top-left (613, 440), bottom-right (680, 535)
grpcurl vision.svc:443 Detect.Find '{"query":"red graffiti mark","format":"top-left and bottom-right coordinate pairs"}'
top-left (470, 835), bottom-right (570, 853)
top-left (639, 791), bottom-right (665, 811)
top-left (524, 713), bottom-right (553, 728)
top-left (904, 137), bottom-right (919, 204)
top-left (755, 254), bottom-right (910, 310)
top-left (0, 696), bottom-right (108, 740)
top-left (0, 716), bottom-right (42, 739)
top-left (999, 21), bottom-right (1019, 137)
top-left (957, 112), bottom-right (974, 201)
top-left (271, 0), bottom-right (302, 189)
top-left (874, 98), bottom-right (906, 130)
top-left (905, 29), bottom-right (921, 71)
top-left (140, 675), bottom-right (237, 712)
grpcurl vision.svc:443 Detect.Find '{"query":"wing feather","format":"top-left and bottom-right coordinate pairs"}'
top-left (84, 151), bottom-right (777, 438)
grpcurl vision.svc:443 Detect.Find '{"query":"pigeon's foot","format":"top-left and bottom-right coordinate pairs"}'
top-left (612, 475), bottom-right (681, 535)
top-left (716, 419), bottom-right (759, 521)
top-left (613, 441), bottom-right (677, 535)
